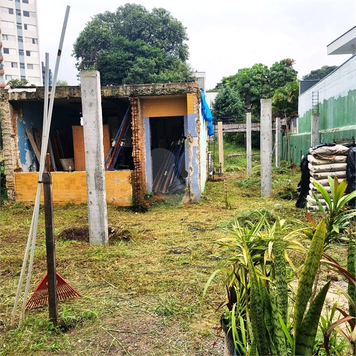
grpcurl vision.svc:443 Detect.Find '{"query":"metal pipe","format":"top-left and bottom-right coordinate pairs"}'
top-left (15, 6), bottom-right (70, 325)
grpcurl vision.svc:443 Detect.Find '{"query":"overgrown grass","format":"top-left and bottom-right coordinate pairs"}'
top-left (1, 146), bottom-right (312, 355)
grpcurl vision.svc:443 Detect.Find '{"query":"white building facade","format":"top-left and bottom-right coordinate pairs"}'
top-left (0, 0), bottom-right (42, 87)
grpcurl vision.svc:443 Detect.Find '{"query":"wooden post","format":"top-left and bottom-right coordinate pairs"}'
top-left (42, 172), bottom-right (58, 325)
top-left (218, 121), bottom-right (224, 174)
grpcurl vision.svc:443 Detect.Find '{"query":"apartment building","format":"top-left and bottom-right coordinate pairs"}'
top-left (0, 0), bottom-right (42, 87)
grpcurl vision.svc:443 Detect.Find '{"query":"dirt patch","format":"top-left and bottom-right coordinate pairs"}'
top-left (58, 226), bottom-right (132, 243)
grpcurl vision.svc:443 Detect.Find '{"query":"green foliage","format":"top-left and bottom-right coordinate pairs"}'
top-left (348, 235), bottom-right (356, 318)
top-left (272, 80), bottom-right (299, 118)
top-left (274, 223), bottom-right (288, 326)
top-left (73, 4), bottom-right (193, 85)
top-left (310, 177), bottom-right (356, 246)
top-left (203, 216), bottom-right (305, 355)
top-left (204, 211), bottom-right (337, 356)
top-left (293, 220), bottom-right (327, 355)
top-left (269, 59), bottom-right (297, 89)
top-left (211, 86), bottom-right (245, 124)
top-left (6, 79), bottom-right (35, 88)
top-left (302, 65), bottom-right (338, 80)
top-left (295, 281), bottom-right (330, 356)
top-left (56, 80), bottom-right (68, 86)
top-left (315, 302), bottom-right (352, 356)
top-left (214, 59), bottom-right (298, 119)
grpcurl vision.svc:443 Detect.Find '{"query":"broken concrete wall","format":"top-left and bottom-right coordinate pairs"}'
top-left (0, 91), bottom-right (21, 199)
top-left (185, 93), bottom-right (202, 201)
top-left (0, 82), bottom-right (204, 205)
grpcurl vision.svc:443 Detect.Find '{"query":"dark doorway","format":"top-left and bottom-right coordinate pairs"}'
top-left (150, 116), bottom-right (186, 194)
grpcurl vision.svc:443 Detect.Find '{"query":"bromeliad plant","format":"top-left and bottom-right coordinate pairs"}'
top-left (309, 176), bottom-right (356, 247)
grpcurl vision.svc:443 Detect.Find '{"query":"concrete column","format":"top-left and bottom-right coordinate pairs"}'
top-left (311, 113), bottom-right (320, 148)
top-left (246, 112), bottom-right (252, 177)
top-left (275, 117), bottom-right (281, 167)
top-left (80, 70), bottom-right (108, 245)
top-left (218, 121), bottom-right (224, 174)
top-left (260, 99), bottom-right (272, 197)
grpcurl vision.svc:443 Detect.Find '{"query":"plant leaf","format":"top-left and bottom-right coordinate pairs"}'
top-left (295, 281), bottom-right (330, 356)
top-left (313, 179), bottom-right (332, 209)
top-left (324, 316), bottom-right (356, 355)
top-left (293, 220), bottom-right (326, 354)
top-left (274, 220), bottom-right (288, 325)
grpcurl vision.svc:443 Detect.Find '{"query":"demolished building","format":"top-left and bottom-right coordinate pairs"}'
top-left (0, 82), bottom-right (212, 207)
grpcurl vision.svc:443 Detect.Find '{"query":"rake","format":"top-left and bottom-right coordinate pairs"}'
top-left (25, 272), bottom-right (81, 311)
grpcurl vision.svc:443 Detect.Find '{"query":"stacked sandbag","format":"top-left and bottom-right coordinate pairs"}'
top-left (307, 144), bottom-right (349, 211)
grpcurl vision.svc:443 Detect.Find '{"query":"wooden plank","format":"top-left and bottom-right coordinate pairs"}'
top-left (72, 125), bottom-right (110, 171)
top-left (25, 128), bottom-right (41, 161)
top-left (213, 119), bottom-right (287, 133)
top-left (72, 126), bottom-right (85, 171)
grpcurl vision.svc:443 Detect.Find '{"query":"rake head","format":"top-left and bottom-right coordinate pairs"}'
top-left (26, 272), bottom-right (81, 310)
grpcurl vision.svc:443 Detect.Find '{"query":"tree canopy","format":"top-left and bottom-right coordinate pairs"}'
top-left (272, 80), bottom-right (299, 118)
top-left (6, 79), bottom-right (35, 88)
top-left (212, 86), bottom-right (245, 123)
top-left (214, 59), bottom-right (298, 121)
top-left (73, 4), bottom-right (194, 85)
top-left (302, 65), bottom-right (337, 80)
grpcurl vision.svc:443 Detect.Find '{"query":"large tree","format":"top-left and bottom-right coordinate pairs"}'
top-left (73, 4), bottom-right (194, 85)
top-left (302, 65), bottom-right (337, 80)
top-left (214, 59), bottom-right (298, 119)
top-left (272, 80), bottom-right (299, 118)
top-left (212, 86), bottom-right (245, 124)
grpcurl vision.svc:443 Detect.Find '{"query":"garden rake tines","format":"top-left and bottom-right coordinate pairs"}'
top-left (25, 272), bottom-right (81, 310)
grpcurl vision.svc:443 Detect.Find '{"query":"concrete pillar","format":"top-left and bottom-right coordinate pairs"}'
top-left (218, 121), bottom-right (224, 174)
top-left (311, 113), bottom-right (320, 148)
top-left (80, 70), bottom-right (108, 245)
top-left (275, 117), bottom-right (281, 167)
top-left (246, 112), bottom-right (252, 177)
top-left (260, 99), bottom-right (272, 197)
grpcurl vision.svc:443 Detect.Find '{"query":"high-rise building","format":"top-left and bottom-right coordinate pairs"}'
top-left (0, 0), bottom-right (42, 87)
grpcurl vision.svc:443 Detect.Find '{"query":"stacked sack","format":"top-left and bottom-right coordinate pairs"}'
top-left (307, 144), bottom-right (350, 210)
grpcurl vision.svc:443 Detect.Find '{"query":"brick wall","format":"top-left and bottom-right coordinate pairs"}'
top-left (14, 171), bottom-right (132, 205)
top-left (130, 98), bottom-right (149, 210)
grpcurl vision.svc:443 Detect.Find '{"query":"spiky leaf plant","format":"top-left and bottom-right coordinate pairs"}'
top-left (293, 219), bottom-right (329, 356)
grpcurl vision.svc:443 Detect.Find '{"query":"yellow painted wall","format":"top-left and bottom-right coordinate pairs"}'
top-left (142, 97), bottom-right (187, 117)
top-left (187, 94), bottom-right (195, 115)
top-left (14, 171), bottom-right (132, 206)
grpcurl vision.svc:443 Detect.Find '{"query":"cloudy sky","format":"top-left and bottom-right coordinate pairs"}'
top-left (36, 0), bottom-right (356, 90)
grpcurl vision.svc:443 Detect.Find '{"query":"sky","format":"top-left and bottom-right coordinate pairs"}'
top-left (36, 0), bottom-right (356, 90)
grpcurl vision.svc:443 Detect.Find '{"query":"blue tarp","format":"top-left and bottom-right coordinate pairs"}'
top-left (200, 89), bottom-right (214, 136)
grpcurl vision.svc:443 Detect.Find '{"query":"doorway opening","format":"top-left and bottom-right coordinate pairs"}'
top-left (149, 116), bottom-right (186, 194)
